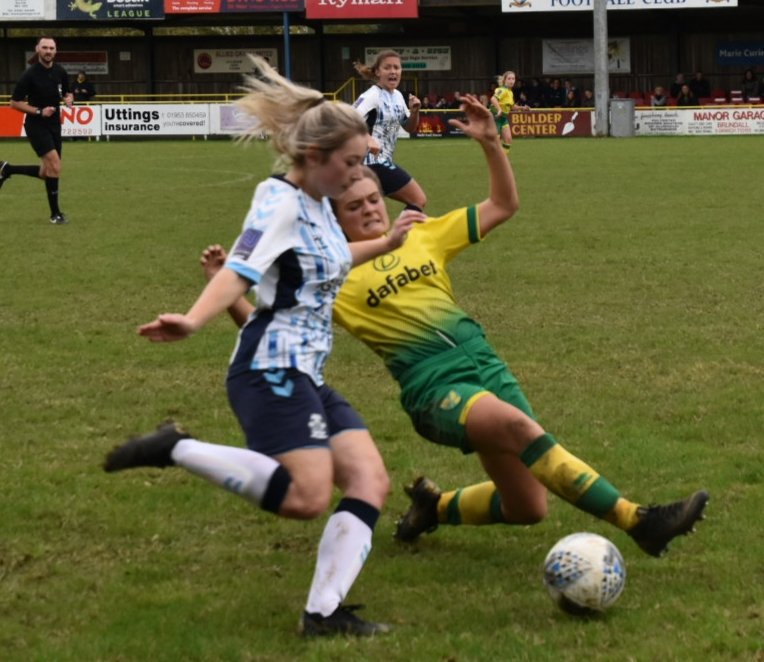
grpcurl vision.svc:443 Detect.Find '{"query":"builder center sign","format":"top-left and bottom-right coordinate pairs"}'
top-left (305, 0), bottom-right (417, 19)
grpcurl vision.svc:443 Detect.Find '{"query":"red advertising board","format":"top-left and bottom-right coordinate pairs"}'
top-left (306, 0), bottom-right (417, 20)
top-left (165, 0), bottom-right (303, 11)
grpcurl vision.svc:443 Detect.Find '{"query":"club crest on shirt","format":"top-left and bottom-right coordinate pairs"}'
top-left (232, 227), bottom-right (263, 260)
top-left (308, 413), bottom-right (328, 440)
top-left (439, 390), bottom-right (462, 411)
top-left (373, 254), bottom-right (401, 271)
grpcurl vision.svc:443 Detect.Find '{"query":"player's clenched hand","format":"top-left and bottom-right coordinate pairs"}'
top-left (448, 94), bottom-right (496, 143)
top-left (386, 210), bottom-right (426, 250)
top-left (138, 313), bottom-right (196, 342)
top-left (200, 244), bottom-right (227, 282)
top-left (367, 136), bottom-right (381, 156)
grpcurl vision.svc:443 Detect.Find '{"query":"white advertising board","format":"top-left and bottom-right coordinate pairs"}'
top-left (635, 107), bottom-right (764, 136)
top-left (543, 37), bottom-right (630, 74)
top-left (503, 0), bottom-right (737, 12)
top-left (101, 104), bottom-right (210, 136)
top-left (0, 0), bottom-right (50, 20)
top-left (193, 49), bottom-right (278, 74)
top-left (364, 46), bottom-right (452, 71)
top-left (61, 105), bottom-right (102, 138)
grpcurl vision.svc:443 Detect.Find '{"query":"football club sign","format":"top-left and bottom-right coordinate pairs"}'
top-left (502, 0), bottom-right (737, 11)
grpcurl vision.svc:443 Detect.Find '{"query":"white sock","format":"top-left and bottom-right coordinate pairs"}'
top-left (304, 510), bottom-right (373, 617)
top-left (171, 438), bottom-right (280, 506)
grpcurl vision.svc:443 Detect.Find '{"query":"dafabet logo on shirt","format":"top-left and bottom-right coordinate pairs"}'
top-left (366, 259), bottom-right (438, 307)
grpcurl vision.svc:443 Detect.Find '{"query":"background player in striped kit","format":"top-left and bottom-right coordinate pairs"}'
top-left (352, 49), bottom-right (427, 212)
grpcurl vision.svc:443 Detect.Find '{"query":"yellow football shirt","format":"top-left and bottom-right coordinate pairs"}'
top-left (494, 86), bottom-right (515, 114)
top-left (333, 206), bottom-right (487, 380)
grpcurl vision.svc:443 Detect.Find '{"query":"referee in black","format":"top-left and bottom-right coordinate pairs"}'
top-left (0, 36), bottom-right (73, 224)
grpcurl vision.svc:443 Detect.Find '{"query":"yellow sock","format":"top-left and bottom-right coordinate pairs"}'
top-left (521, 433), bottom-right (636, 526)
top-left (437, 481), bottom-right (504, 525)
top-left (502, 142), bottom-right (511, 155)
top-left (603, 497), bottom-right (641, 530)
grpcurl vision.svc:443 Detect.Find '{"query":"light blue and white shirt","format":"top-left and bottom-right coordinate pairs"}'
top-left (353, 85), bottom-right (410, 165)
top-left (225, 176), bottom-right (352, 386)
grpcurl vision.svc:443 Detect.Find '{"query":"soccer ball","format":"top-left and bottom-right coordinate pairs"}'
top-left (543, 532), bottom-right (626, 615)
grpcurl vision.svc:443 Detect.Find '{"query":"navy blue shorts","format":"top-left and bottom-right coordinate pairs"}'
top-left (226, 368), bottom-right (367, 456)
top-left (368, 162), bottom-right (413, 197)
top-left (25, 119), bottom-right (62, 157)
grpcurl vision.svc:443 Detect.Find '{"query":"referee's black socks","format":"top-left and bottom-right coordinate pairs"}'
top-left (45, 177), bottom-right (62, 216)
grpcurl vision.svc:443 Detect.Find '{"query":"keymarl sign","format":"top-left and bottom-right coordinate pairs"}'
top-left (306, 0), bottom-right (417, 20)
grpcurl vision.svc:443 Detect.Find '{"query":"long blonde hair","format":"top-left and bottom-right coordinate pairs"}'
top-left (237, 55), bottom-right (367, 167)
top-left (496, 70), bottom-right (516, 87)
top-left (353, 50), bottom-right (402, 82)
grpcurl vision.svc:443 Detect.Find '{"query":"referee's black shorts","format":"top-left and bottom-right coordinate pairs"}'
top-left (24, 118), bottom-right (62, 157)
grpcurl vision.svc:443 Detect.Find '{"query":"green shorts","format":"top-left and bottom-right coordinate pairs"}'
top-left (397, 335), bottom-right (535, 454)
top-left (494, 114), bottom-right (509, 132)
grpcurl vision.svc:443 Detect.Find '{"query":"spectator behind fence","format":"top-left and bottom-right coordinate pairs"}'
top-left (651, 86), bottom-right (668, 107)
top-left (72, 70), bottom-right (95, 104)
top-left (741, 68), bottom-right (759, 101)
top-left (689, 72), bottom-right (710, 100)
top-left (524, 78), bottom-right (543, 108)
top-left (669, 72), bottom-right (685, 99)
top-left (562, 78), bottom-right (580, 106)
top-left (676, 84), bottom-right (698, 107)
top-left (544, 78), bottom-right (565, 107)
top-left (580, 88), bottom-right (595, 108)
top-left (563, 90), bottom-right (578, 108)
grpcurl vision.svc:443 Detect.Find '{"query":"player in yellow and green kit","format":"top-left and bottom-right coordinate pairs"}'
top-left (490, 70), bottom-right (520, 155)
top-left (202, 94), bottom-right (708, 559)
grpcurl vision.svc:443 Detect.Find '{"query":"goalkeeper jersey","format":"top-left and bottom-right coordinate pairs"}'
top-left (333, 206), bottom-right (487, 381)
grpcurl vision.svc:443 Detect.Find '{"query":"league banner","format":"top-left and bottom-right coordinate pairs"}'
top-left (57, 0), bottom-right (163, 20)
top-left (502, 0), bottom-right (737, 12)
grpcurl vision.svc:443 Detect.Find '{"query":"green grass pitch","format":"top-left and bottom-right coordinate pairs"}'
top-left (0, 135), bottom-right (762, 660)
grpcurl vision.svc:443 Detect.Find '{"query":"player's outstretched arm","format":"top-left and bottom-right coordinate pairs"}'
top-left (448, 94), bottom-right (519, 236)
top-left (138, 267), bottom-right (250, 342)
